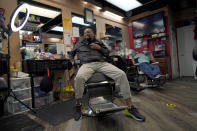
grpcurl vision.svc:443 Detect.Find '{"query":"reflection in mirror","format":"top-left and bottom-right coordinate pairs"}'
top-left (71, 13), bottom-right (96, 43)
top-left (102, 24), bottom-right (124, 56)
top-left (18, 1), bottom-right (62, 59)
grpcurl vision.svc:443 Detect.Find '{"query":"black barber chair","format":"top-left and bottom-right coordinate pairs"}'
top-left (71, 58), bottom-right (129, 117)
top-left (110, 55), bottom-right (146, 93)
top-left (0, 78), bottom-right (8, 116)
top-left (82, 72), bottom-right (128, 117)
top-left (133, 58), bottom-right (167, 88)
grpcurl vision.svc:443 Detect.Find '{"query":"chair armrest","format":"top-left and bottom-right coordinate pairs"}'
top-left (152, 62), bottom-right (159, 65)
top-left (134, 63), bottom-right (139, 66)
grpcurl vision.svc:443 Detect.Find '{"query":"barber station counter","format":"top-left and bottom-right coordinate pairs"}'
top-left (22, 59), bottom-right (73, 108)
top-left (22, 59), bottom-right (72, 73)
top-left (154, 57), bottom-right (171, 79)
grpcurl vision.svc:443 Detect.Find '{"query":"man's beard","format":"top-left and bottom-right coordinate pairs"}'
top-left (86, 37), bottom-right (95, 44)
top-left (86, 37), bottom-right (92, 42)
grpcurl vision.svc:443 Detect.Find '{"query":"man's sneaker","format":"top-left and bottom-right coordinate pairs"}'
top-left (155, 74), bottom-right (162, 79)
top-left (74, 104), bottom-right (82, 121)
top-left (125, 106), bottom-right (145, 122)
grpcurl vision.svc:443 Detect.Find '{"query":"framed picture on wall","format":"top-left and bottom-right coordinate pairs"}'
top-left (84, 8), bottom-right (94, 24)
top-left (134, 38), bottom-right (143, 49)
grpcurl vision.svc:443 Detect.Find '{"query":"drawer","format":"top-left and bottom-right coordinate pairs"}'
top-left (159, 63), bottom-right (168, 68)
top-left (8, 99), bottom-right (32, 114)
top-left (35, 92), bottom-right (53, 108)
top-left (11, 77), bottom-right (31, 90)
top-left (8, 88), bottom-right (31, 102)
top-left (155, 58), bottom-right (168, 63)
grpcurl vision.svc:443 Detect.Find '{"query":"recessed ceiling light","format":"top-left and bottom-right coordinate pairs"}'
top-left (105, 11), bottom-right (123, 19)
top-left (83, 1), bottom-right (88, 4)
top-left (20, 4), bottom-right (61, 18)
top-left (105, 0), bottom-right (142, 11)
top-left (95, 6), bottom-right (102, 10)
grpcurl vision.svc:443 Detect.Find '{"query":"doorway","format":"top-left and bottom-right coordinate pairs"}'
top-left (177, 25), bottom-right (197, 77)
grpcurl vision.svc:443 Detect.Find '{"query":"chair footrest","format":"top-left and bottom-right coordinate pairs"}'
top-left (95, 105), bottom-right (128, 114)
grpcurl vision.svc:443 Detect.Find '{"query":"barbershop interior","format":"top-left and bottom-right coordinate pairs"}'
top-left (0, 0), bottom-right (197, 130)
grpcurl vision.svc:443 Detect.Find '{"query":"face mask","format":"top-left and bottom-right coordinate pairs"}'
top-left (86, 38), bottom-right (92, 42)
top-left (143, 51), bottom-right (148, 55)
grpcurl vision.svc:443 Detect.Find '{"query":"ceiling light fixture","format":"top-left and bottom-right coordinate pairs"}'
top-left (20, 4), bottom-right (61, 18)
top-left (95, 6), bottom-right (102, 10)
top-left (51, 26), bottom-right (63, 32)
top-left (83, 1), bottom-right (88, 4)
top-left (105, 0), bottom-right (142, 11)
top-left (72, 16), bottom-right (90, 26)
top-left (104, 11), bottom-right (124, 19)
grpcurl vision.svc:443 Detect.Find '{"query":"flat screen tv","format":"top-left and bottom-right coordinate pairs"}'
top-left (132, 12), bottom-right (165, 38)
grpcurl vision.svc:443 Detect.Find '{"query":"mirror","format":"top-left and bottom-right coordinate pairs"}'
top-left (102, 24), bottom-right (123, 56)
top-left (71, 13), bottom-right (96, 42)
top-left (18, 1), bottom-right (63, 59)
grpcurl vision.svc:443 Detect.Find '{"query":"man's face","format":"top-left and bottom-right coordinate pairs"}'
top-left (143, 48), bottom-right (149, 55)
top-left (84, 29), bottom-right (95, 40)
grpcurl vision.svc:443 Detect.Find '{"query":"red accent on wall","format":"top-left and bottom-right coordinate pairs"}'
top-left (128, 14), bottom-right (173, 79)
top-left (128, 16), bottom-right (171, 56)
top-left (128, 26), bottom-right (134, 49)
top-left (164, 16), bottom-right (171, 56)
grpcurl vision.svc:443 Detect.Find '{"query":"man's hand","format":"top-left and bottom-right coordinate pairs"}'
top-left (149, 51), bottom-right (156, 63)
top-left (89, 43), bottom-right (101, 50)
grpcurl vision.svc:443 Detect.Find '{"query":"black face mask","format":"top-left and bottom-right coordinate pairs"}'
top-left (86, 37), bottom-right (95, 45)
top-left (86, 38), bottom-right (92, 43)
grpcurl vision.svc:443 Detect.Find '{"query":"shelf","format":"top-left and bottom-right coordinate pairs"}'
top-left (147, 35), bottom-right (168, 40)
top-left (27, 21), bottom-right (41, 25)
top-left (22, 40), bottom-right (42, 44)
top-left (133, 35), bottom-right (168, 40)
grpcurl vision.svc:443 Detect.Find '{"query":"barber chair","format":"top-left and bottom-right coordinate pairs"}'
top-left (133, 60), bottom-right (167, 88)
top-left (82, 72), bottom-right (128, 117)
top-left (0, 78), bottom-right (8, 117)
top-left (110, 55), bottom-right (146, 93)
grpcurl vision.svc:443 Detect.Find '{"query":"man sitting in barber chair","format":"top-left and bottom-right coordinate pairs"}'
top-left (132, 48), bottom-right (162, 80)
top-left (69, 27), bottom-right (145, 122)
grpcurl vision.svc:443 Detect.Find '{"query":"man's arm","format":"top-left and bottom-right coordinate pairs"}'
top-left (132, 57), bottom-right (136, 65)
top-left (98, 41), bottom-right (109, 57)
top-left (90, 41), bottom-right (109, 57)
top-left (150, 52), bottom-right (156, 63)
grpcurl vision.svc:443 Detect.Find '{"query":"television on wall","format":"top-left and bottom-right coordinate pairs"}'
top-left (132, 12), bottom-right (165, 38)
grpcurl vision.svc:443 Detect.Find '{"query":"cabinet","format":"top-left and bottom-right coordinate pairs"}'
top-left (155, 57), bottom-right (171, 78)
top-left (7, 77), bottom-right (32, 114)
